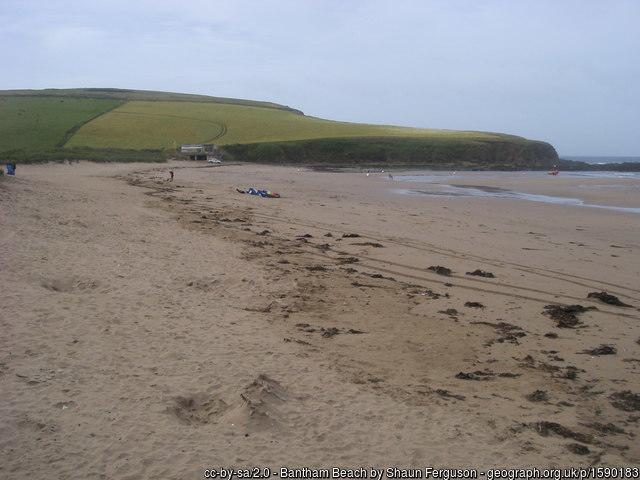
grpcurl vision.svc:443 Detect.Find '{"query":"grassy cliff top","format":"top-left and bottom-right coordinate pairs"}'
top-left (0, 88), bottom-right (302, 113)
top-left (0, 88), bottom-right (558, 166)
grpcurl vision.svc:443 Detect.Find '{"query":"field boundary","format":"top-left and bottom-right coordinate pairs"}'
top-left (85, 109), bottom-right (228, 145)
top-left (0, 89), bottom-right (303, 114)
top-left (58, 100), bottom-right (126, 148)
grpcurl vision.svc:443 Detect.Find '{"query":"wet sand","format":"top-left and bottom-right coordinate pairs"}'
top-left (1, 162), bottom-right (639, 478)
top-left (393, 171), bottom-right (640, 212)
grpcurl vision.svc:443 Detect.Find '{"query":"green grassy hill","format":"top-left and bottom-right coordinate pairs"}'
top-left (0, 88), bottom-right (559, 168)
top-left (0, 96), bottom-right (121, 152)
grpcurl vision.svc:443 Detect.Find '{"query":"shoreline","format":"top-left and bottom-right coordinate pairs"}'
top-left (5, 156), bottom-right (640, 173)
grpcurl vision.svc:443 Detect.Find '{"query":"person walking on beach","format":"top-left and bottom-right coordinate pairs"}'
top-left (169, 170), bottom-right (174, 182)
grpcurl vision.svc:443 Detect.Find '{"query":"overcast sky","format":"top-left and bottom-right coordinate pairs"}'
top-left (1, 0), bottom-right (639, 156)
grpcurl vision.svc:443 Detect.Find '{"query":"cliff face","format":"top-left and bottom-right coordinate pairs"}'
top-left (223, 137), bottom-right (560, 169)
top-left (473, 140), bottom-right (559, 168)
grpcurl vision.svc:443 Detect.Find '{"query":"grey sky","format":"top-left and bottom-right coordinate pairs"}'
top-left (1, 0), bottom-right (639, 155)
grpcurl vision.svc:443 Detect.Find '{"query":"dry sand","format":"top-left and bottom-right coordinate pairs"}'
top-left (1, 162), bottom-right (639, 478)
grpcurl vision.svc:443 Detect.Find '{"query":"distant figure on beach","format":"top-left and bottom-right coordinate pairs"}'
top-left (388, 173), bottom-right (394, 180)
top-left (169, 170), bottom-right (174, 182)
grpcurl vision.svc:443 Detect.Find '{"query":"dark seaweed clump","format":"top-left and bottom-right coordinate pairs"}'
top-left (466, 269), bottom-right (495, 278)
top-left (531, 421), bottom-right (593, 444)
top-left (580, 344), bottom-right (617, 356)
top-left (543, 304), bottom-right (596, 328)
top-left (587, 291), bottom-right (631, 307)
top-left (526, 390), bottom-right (549, 402)
top-left (465, 301), bottom-right (485, 309)
top-left (609, 391), bottom-right (640, 412)
top-left (428, 265), bottom-right (452, 276)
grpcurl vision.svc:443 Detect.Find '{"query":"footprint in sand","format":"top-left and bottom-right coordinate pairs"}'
top-left (167, 375), bottom-right (292, 433)
top-left (167, 392), bottom-right (228, 426)
top-left (40, 276), bottom-right (100, 293)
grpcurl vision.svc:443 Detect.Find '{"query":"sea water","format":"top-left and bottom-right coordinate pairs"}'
top-left (391, 172), bottom-right (640, 214)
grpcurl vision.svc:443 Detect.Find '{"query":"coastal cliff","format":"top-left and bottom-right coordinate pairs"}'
top-left (222, 137), bottom-right (560, 170)
top-left (1, 88), bottom-right (561, 169)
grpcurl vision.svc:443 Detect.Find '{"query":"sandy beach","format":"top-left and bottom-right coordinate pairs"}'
top-left (1, 161), bottom-right (639, 478)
